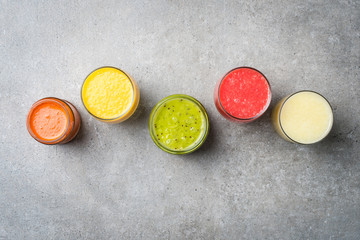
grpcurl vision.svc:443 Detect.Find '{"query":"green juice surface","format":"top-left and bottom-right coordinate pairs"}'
top-left (153, 98), bottom-right (206, 151)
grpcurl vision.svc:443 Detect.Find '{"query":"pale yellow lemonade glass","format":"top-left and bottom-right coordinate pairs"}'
top-left (272, 91), bottom-right (333, 144)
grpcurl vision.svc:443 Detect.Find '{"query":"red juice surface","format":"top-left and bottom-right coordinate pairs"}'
top-left (218, 68), bottom-right (271, 119)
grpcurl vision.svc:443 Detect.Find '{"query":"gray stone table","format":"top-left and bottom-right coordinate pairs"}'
top-left (1, 0), bottom-right (359, 239)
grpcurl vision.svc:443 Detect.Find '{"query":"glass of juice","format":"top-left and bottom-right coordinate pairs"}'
top-left (81, 66), bottom-right (140, 123)
top-left (26, 97), bottom-right (81, 144)
top-left (214, 67), bottom-right (271, 122)
top-left (272, 90), bottom-right (333, 144)
top-left (149, 94), bottom-right (209, 154)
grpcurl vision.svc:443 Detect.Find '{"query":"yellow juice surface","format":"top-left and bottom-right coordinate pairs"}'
top-left (82, 67), bottom-right (134, 120)
top-left (279, 91), bottom-right (333, 144)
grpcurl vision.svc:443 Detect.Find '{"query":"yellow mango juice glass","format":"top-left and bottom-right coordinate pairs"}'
top-left (81, 67), bottom-right (140, 123)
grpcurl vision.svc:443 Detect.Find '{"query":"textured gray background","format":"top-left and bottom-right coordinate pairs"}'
top-left (1, 0), bottom-right (359, 239)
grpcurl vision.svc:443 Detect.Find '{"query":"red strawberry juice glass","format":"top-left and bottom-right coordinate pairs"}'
top-left (214, 67), bottom-right (271, 123)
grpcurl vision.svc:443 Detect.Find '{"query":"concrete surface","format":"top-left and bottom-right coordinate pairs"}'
top-left (1, 0), bottom-right (359, 239)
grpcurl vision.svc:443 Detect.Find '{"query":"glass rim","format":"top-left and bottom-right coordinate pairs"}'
top-left (26, 97), bottom-right (73, 144)
top-left (217, 66), bottom-right (272, 121)
top-left (149, 94), bottom-right (209, 154)
top-left (81, 66), bottom-right (136, 121)
top-left (278, 90), bottom-right (334, 145)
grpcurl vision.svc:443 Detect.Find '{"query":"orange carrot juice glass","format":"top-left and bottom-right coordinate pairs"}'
top-left (26, 97), bottom-right (81, 144)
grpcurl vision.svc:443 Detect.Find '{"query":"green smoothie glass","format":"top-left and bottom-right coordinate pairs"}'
top-left (149, 94), bottom-right (209, 154)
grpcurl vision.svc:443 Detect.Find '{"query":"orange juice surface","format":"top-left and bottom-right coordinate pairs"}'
top-left (29, 102), bottom-right (68, 141)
